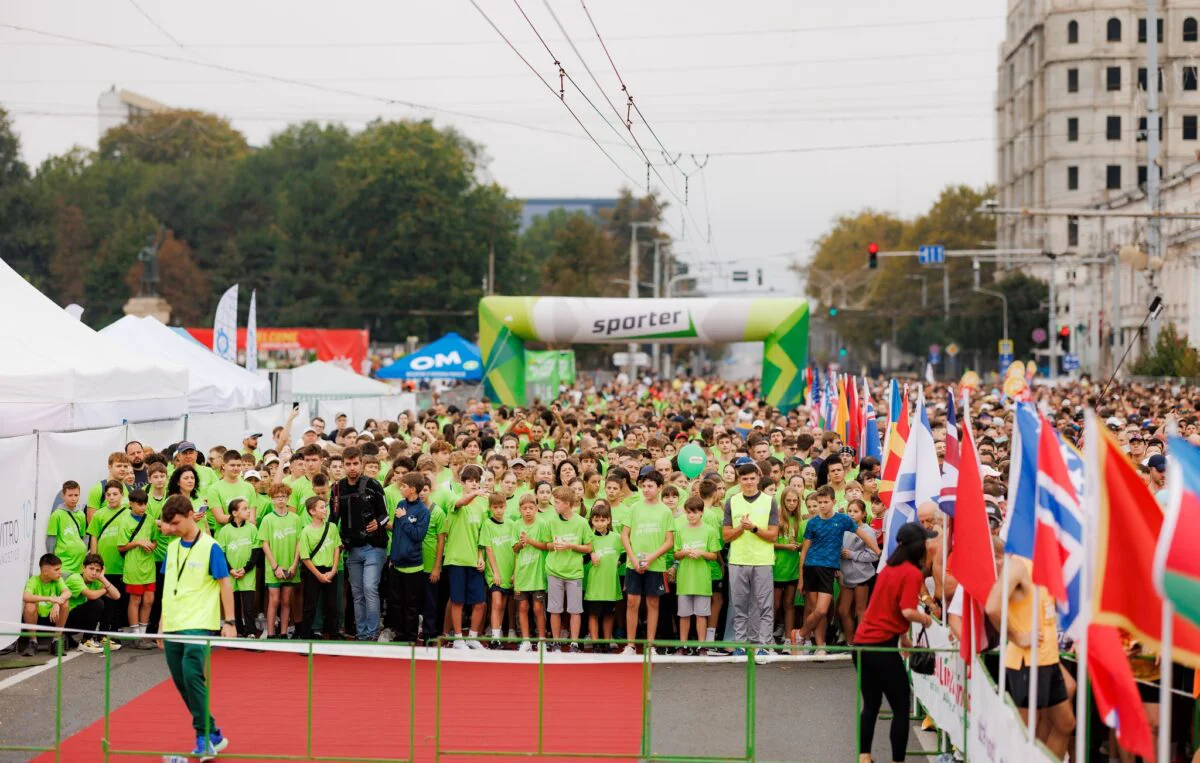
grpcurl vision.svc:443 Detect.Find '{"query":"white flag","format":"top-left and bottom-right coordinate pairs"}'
top-left (245, 289), bottom-right (258, 373)
top-left (213, 284), bottom-right (239, 363)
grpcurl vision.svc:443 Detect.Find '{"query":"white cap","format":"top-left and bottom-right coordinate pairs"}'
top-left (242, 429), bottom-right (262, 441)
top-left (243, 470), bottom-right (263, 481)
top-left (752, 419), bottom-right (765, 428)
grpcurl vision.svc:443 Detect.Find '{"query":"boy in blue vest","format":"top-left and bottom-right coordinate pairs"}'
top-left (159, 494), bottom-right (237, 762)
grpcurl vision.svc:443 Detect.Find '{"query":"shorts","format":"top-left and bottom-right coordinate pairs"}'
top-left (624, 569), bottom-right (666, 597)
top-left (125, 582), bottom-right (156, 595)
top-left (446, 565), bottom-right (486, 606)
top-left (488, 584), bottom-right (512, 596)
top-left (677, 594), bottom-right (712, 618)
top-left (514, 589), bottom-right (546, 604)
top-left (1006, 663), bottom-right (1070, 709)
top-left (585, 600), bottom-right (616, 618)
top-left (773, 579), bottom-right (798, 590)
top-left (266, 581), bottom-right (298, 589)
top-left (803, 566), bottom-right (837, 596)
top-left (546, 575), bottom-right (583, 615)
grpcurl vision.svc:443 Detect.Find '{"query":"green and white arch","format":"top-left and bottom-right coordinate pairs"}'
top-left (479, 296), bottom-right (808, 411)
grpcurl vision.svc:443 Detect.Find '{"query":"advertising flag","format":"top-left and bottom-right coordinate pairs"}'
top-left (213, 284), bottom-right (238, 363)
top-left (245, 289), bottom-right (258, 373)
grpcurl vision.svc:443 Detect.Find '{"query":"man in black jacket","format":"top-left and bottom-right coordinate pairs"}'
top-left (332, 446), bottom-right (390, 641)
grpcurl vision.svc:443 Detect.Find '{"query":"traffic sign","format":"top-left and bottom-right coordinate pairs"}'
top-left (998, 339), bottom-right (1014, 356)
top-left (1063, 353), bottom-right (1080, 371)
top-left (929, 351), bottom-right (940, 365)
top-left (1031, 327), bottom-right (1048, 343)
top-left (731, 270), bottom-right (749, 282)
top-left (612, 352), bottom-right (651, 367)
top-left (918, 244), bottom-right (945, 264)
top-left (929, 343), bottom-right (940, 356)
top-left (999, 353), bottom-right (1014, 367)
top-left (946, 343), bottom-right (959, 357)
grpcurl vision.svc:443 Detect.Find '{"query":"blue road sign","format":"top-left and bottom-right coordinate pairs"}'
top-left (1063, 353), bottom-right (1080, 371)
top-left (999, 353), bottom-right (1013, 367)
top-left (918, 245), bottom-right (945, 265)
top-left (929, 351), bottom-right (941, 365)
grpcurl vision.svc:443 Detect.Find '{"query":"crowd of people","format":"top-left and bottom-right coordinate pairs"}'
top-left (15, 376), bottom-right (1200, 762)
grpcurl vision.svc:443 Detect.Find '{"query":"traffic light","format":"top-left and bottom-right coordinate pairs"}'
top-left (828, 307), bottom-right (838, 317)
top-left (1058, 325), bottom-right (1070, 351)
top-left (838, 346), bottom-right (848, 358)
top-left (867, 242), bottom-right (879, 270)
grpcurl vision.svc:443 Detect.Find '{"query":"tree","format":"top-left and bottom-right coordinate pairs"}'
top-left (98, 110), bottom-right (249, 164)
top-left (0, 108), bottom-right (52, 288)
top-left (1130, 323), bottom-right (1200, 377)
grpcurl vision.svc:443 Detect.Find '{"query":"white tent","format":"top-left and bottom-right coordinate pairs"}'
top-left (289, 361), bottom-right (395, 399)
top-left (0, 258), bottom-right (190, 436)
top-left (100, 315), bottom-right (271, 412)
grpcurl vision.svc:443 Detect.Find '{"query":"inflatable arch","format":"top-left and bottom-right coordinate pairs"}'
top-left (479, 296), bottom-right (808, 410)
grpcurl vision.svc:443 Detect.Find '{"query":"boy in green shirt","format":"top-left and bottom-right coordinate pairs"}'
top-left (620, 469), bottom-right (674, 655)
top-left (674, 498), bottom-right (722, 652)
top-left (441, 464), bottom-right (489, 649)
top-left (260, 483), bottom-right (304, 638)
top-left (116, 489), bottom-right (158, 649)
top-left (46, 480), bottom-right (87, 574)
top-left (511, 493), bottom-right (550, 651)
top-left (215, 498), bottom-right (261, 637)
top-left (545, 486), bottom-right (592, 652)
top-left (480, 492), bottom-right (516, 643)
top-left (418, 478), bottom-right (446, 643)
top-left (64, 553), bottom-right (120, 654)
top-left (205, 451), bottom-right (255, 531)
top-left (20, 554), bottom-right (69, 656)
top-left (584, 502), bottom-right (623, 649)
top-left (298, 496), bottom-right (342, 640)
top-left (87, 480), bottom-right (129, 639)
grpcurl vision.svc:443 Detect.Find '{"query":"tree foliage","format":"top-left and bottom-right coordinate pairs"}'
top-left (1130, 323), bottom-right (1200, 377)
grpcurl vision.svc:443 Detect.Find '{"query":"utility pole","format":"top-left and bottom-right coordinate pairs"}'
top-left (487, 240), bottom-right (495, 295)
top-left (1048, 253), bottom-right (1059, 382)
top-left (942, 265), bottom-right (950, 322)
top-left (650, 237), bottom-right (670, 377)
top-left (627, 222), bottom-right (654, 381)
top-left (1146, 0), bottom-right (1163, 343)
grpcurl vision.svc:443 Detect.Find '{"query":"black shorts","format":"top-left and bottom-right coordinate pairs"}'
top-left (773, 579), bottom-right (798, 590)
top-left (803, 566), bottom-right (837, 596)
top-left (1006, 663), bottom-right (1070, 709)
top-left (624, 570), bottom-right (666, 597)
top-left (446, 565), bottom-right (486, 606)
top-left (585, 600), bottom-right (616, 618)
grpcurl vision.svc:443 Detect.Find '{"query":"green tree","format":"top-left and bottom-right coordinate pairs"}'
top-left (0, 108), bottom-right (52, 288)
top-left (98, 110), bottom-right (249, 164)
top-left (1130, 323), bottom-right (1200, 376)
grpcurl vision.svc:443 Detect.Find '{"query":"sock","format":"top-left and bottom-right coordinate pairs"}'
top-left (705, 627), bottom-right (716, 642)
top-left (491, 628), bottom-right (501, 638)
top-left (467, 630), bottom-right (478, 639)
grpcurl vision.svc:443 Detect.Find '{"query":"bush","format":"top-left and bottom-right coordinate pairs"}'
top-left (1130, 323), bottom-right (1200, 377)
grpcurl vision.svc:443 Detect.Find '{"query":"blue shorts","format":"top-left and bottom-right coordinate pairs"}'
top-left (488, 584), bottom-right (512, 596)
top-left (624, 569), bottom-right (666, 597)
top-left (446, 565), bottom-right (486, 606)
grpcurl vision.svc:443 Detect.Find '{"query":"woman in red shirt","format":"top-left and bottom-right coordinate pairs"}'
top-left (853, 522), bottom-right (935, 763)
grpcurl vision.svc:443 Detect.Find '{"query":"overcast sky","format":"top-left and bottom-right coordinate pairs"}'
top-left (1, 0), bottom-right (1004, 295)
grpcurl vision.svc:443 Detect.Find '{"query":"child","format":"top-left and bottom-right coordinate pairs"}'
top-left (385, 473), bottom-right (429, 644)
top-left (697, 480), bottom-right (726, 642)
top-left (20, 554), bottom-right (70, 656)
top-left (584, 502), bottom-right (622, 650)
top-left (837, 499), bottom-right (879, 643)
top-left (260, 483), bottom-right (304, 638)
top-left (63, 553), bottom-right (120, 653)
top-left (116, 489), bottom-right (158, 649)
top-left (673, 498), bottom-right (721, 654)
top-left (420, 476), bottom-right (447, 643)
top-left (87, 480), bottom-right (129, 639)
top-left (299, 497), bottom-right (344, 640)
top-left (46, 481), bottom-right (88, 575)
top-left (772, 487), bottom-right (804, 645)
top-left (661, 484), bottom-right (682, 518)
top-left (511, 493), bottom-right (549, 652)
top-left (796, 485), bottom-right (879, 652)
top-left (621, 468), bottom-right (674, 655)
top-left (144, 463), bottom-right (172, 637)
top-left (480, 492), bottom-right (516, 643)
top-left (441, 464), bottom-right (489, 649)
top-left (215, 498), bottom-right (261, 637)
top-left (545, 486), bottom-right (592, 651)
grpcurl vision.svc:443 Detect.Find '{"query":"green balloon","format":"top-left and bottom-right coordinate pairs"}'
top-left (678, 442), bottom-right (708, 479)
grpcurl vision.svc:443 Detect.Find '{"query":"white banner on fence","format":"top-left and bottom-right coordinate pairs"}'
top-left (127, 417), bottom-right (186, 452)
top-left (245, 404), bottom-right (285, 446)
top-left (186, 410), bottom-right (245, 454)
top-left (0, 435), bottom-right (38, 649)
top-left (380, 393), bottom-right (417, 423)
top-left (910, 621), bottom-right (967, 751)
top-left (967, 655), bottom-right (1059, 763)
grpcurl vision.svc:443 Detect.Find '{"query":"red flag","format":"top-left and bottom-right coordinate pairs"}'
top-left (845, 376), bottom-right (860, 455)
top-left (1088, 623), bottom-right (1156, 762)
top-left (959, 592), bottom-right (989, 674)
top-left (948, 402), bottom-right (996, 671)
top-left (1031, 412), bottom-right (1074, 604)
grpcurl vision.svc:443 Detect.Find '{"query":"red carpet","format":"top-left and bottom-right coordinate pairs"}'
top-left (35, 649), bottom-right (644, 762)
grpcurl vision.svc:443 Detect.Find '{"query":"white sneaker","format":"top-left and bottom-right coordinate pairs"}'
top-left (518, 641), bottom-right (532, 652)
top-left (466, 639), bottom-right (487, 650)
top-left (452, 639), bottom-right (470, 650)
top-left (78, 639), bottom-right (103, 654)
top-left (377, 628), bottom-right (396, 643)
top-left (814, 648), bottom-right (827, 656)
top-left (101, 637), bottom-right (122, 652)
top-left (621, 645), bottom-right (637, 656)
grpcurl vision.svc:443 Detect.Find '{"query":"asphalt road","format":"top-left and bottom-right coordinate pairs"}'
top-left (0, 647), bottom-right (935, 762)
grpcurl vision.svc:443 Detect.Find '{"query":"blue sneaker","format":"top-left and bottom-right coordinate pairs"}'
top-left (731, 647), bottom-right (746, 657)
top-left (755, 648), bottom-right (770, 659)
top-left (192, 736), bottom-right (217, 761)
top-left (209, 729), bottom-right (229, 754)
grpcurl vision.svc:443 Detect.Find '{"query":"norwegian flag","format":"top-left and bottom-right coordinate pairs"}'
top-left (938, 387), bottom-right (960, 519)
top-left (1032, 409), bottom-right (1084, 608)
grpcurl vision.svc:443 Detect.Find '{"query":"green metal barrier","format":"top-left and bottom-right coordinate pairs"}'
top-left (0, 631), bottom-right (958, 763)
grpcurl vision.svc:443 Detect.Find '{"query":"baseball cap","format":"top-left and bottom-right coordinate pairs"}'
top-left (752, 419), bottom-right (766, 428)
top-left (243, 469), bottom-right (263, 481)
top-left (263, 454), bottom-right (280, 466)
top-left (177, 440), bottom-right (197, 453)
top-left (733, 456), bottom-right (755, 467)
top-left (242, 429), bottom-right (262, 441)
top-left (838, 446), bottom-right (856, 456)
top-left (895, 523), bottom-right (938, 546)
top-left (302, 426), bottom-right (317, 435)
top-left (510, 458), bottom-right (527, 468)
top-left (1105, 416), bottom-right (1123, 428)
top-left (984, 498), bottom-right (1003, 527)
top-left (1148, 454), bottom-right (1167, 472)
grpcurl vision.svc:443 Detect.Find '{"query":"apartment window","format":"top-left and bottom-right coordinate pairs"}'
top-left (1138, 67), bottom-right (1163, 91)
top-left (1185, 17), bottom-right (1198, 42)
top-left (1107, 66), bottom-right (1121, 91)
top-left (1107, 17), bottom-right (1122, 42)
top-left (1186, 66), bottom-right (1198, 91)
top-left (1068, 216), bottom-right (1079, 247)
top-left (1138, 116), bottom-right (1164, 141)
top-left (1106, 164), bottom-right (1122, 189)
top-left (1106, 115), bottom-right (1122, 140)
top-left (1137, 18), bottom-right (1163, 43)
top-left (1068, 68), bottom-right (1080, 92)
top-left (1185, 115), bottom-right (1198, 140)
top-left (1068, 165), bottom-right (1079, 190)
top-left (1067, 19), bottom-right (1079, 44)
top-left (1067, 117), bottom-right (1079, 141)
top-left (1138, 165), bottom-right (1148, 187)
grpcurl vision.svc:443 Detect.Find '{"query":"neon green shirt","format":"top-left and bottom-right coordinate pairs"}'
top-left (479, 516), bottom-right (517, 588)
top-left (259, 510), bottom-right (305, 583)
top-left (24, 575), bottom-right (66, 617)
top-left (584, 531), bottom-right (622, 602)
top-left (45, 508), bottom-right (87, 574)
top-left (544, 512), bottom-right (591, 581)
top-left (299, 521), bottom-right (342, 569)
top-left (115, 510), bottom-right (158, 585)
top-left (512, 518), bottom-right (549, 593)
top-left (87, 506), bottom-right (128, 576)
top-left (215, 521), bottom-right (260, 592)
top-left (64, 572), bottom-right (103, 610)
top-left (443, 497), bottom-right (487, 568)
top-left (674, 522), bottom-right (721, 596)
top-left (625, 499), bottom-right (673, 573)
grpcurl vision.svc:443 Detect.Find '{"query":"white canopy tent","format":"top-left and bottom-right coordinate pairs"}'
top-left (289, 361), bottom-right (396, 399)
top-left (100, 315), bottom-right (271, 412)
top-left (0, 258), bottom-right (190, 436)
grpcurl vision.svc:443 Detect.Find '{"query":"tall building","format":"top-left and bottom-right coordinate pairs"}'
top-left (97, 87), bottom-right (171, 138)
top-left (995, 1), bottom-right (1200, 372)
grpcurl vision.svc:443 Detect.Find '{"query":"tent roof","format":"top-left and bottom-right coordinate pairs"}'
top-left (291, 361), bottom-right (395, 397)
top-left (100, 315), bottom-right (271, 413)
top-left (376, 332), bottom-right (483, 380)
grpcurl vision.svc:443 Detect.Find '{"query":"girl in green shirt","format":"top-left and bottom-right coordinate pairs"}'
top-left (773, 487), bottom-right (804, 644)
top-left (215, 499), bottom-right (260, 637)
top-left (584, 502), bottom-right (622, 647)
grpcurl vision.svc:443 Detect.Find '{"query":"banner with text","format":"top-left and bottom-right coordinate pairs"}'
top-left (909, 621), bottom-right (967, 751)
top-left (0, 435), bottom-right (38, 649)
top-left (967, 655), bottom-right (1058, 763)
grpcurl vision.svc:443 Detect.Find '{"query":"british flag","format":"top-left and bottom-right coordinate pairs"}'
top-left (938, 388), bottom-right (960, 518)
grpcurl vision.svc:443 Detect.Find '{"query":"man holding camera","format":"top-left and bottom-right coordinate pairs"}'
top-left (332, 446), bottom-right (389, 641)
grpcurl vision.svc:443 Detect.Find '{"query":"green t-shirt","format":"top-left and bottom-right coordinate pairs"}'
top-left (674, 522), bottom-right (722, 596)
top-left (584, 531), bottom-right (623, 602)
top-left (252, 493), bottom-right (274, 524)
top-left (143, 490), bottom-right (173, 562)
top-left (64, 572), bottom-right (104, 610)
top-left (423, 506), bottom-right (446, 573)
top-left (443, 497), bottom-right (487, 568)
top-left (45, 508), bottom-right (87, 574)
top-left (215, 521), bottom-right (260, 592)
top-left (86, 480), bottom-right (129, 512)
top-left (24, 575), bottom-right (66, 617)
top-left (193, 464), bottom-right (218, 493)
top-left (512, 518), bottom-right (549, 593)
top-left (479, 516), bottom-right (517, 588)
top-left (258, 510), bottom-right (305, 583)
top-left (87, 506), bottom-right (129, 576)
top-left (544, 512), bottom-right (592, 581)
top-left (702, 505), bottom-right (726, 581)
top-left (625, 499), bottom-right (673, 573)
top-left (115, 510), bottom-right (158, 585)
top-left (287, 476), bottom-right (314, 514)
top-left (299, 521), bottom-right (342, 569)
top-left (205, 479), bottom-right (256, 532)
top-left (772, 522), bottom-right (802, 583)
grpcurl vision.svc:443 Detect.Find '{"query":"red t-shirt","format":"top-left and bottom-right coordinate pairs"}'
top-left (853, 561), bottom-right (924, 644)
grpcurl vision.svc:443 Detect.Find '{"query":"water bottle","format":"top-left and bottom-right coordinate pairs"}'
top-left (164, 756), bottom-right (190, 763)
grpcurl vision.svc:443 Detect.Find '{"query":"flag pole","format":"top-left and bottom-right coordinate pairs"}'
top-left (1074, 412), bottom-right (1098, 763)
top-left (998, 557), bottom-right (1009, 700)
top-left (1028, 583), bottom-right (1040, 748)
top-left (1159, 599), bottom-right (1175, 763)
top-left (940, 512), bottom-right (948, 618)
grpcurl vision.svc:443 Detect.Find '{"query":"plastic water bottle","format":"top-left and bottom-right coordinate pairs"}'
top-left (163, 756), bottom-right (190, 763)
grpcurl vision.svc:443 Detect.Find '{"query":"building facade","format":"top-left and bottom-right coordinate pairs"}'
top-left (97, 87), bottom-right (171, 138)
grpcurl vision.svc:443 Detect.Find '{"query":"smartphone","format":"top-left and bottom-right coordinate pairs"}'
top-left (293, 402), bottom-right (300, 410)
top-left (196, 503), bottom-right (208, 516)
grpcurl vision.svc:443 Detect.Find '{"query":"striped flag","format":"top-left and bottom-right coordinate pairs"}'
top-left (1154, 436), bottom-right (1200, 628)
top-left (938, 387), bottom-right (960, 518)
top-left (861, 379), bottom-right (882, 461)
top-left (878, 380), bottom-right (910, 508)
top-left (809, 369), bottom-right (822, 430)
top-left (844, 375), bottom-right (860, 455)
top-left (1031, 409), bottom-right (1083, 606)
top-left (879, 386), bottom-right (941, 568)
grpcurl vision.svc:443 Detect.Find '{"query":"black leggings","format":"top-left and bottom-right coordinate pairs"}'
top-left (858, 637), bottom-right (911, 762)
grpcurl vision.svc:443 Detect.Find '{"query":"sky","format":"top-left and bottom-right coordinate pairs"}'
top-left (0, 0), bottom-right (1005, 296)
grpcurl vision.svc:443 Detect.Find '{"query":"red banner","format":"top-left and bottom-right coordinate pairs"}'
top-left (186, 327), bottom-right (369, 374)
